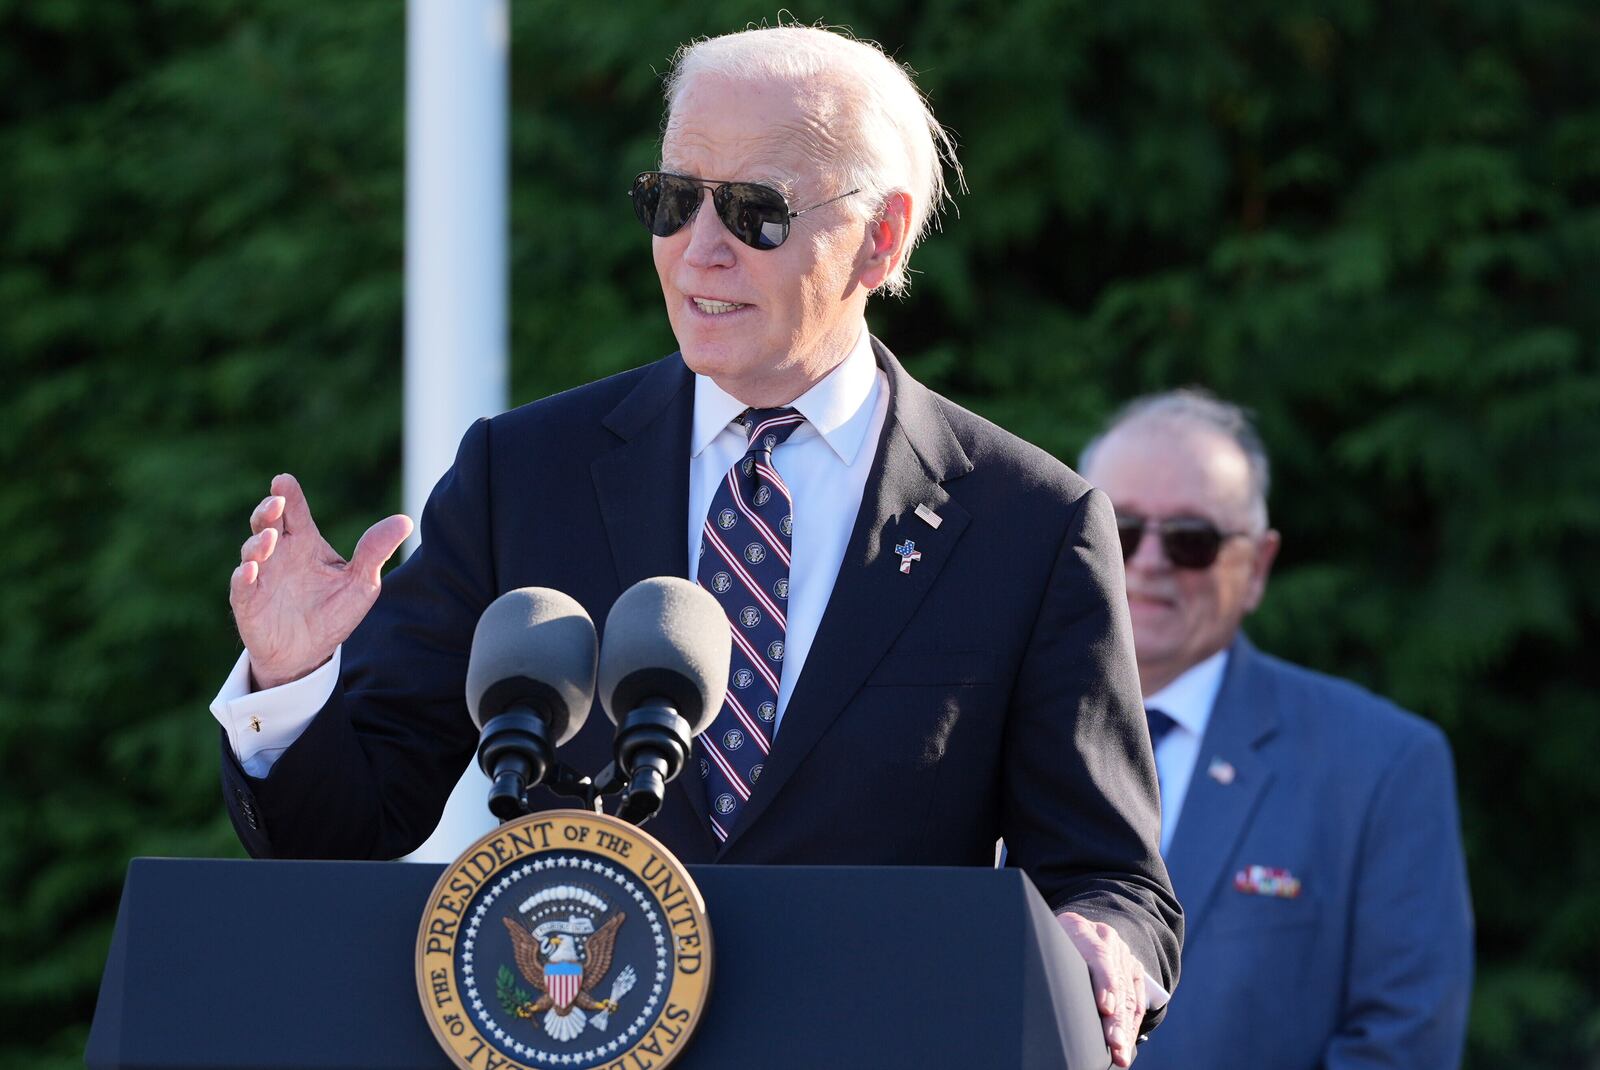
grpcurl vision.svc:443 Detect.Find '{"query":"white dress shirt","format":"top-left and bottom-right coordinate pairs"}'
top-left (211, 324), bottom-right (886, 776)
top-left (1144, 647), bottom-right (1230, 854)
top-left (687, 327), bottom-right (885, 734)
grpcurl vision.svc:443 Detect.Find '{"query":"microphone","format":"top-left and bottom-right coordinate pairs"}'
top-left (598, 577), bottom-right (731, 825)
top-left (465, 588), bottom-right (597, 821)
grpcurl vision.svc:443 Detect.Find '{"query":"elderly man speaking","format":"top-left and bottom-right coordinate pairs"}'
top-left (213, 26), bottom-right (1180, 1061)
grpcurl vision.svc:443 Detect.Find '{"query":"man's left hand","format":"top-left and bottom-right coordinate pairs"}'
top-left (1056, 911), bottom-right (1147, 1068)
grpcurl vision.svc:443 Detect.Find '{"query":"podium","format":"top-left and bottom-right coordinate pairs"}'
top-left (87, 858), bottom-right (1111, 1069)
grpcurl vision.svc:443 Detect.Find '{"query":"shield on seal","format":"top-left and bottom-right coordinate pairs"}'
top-left (545, 961), bottom-right (583, 1012)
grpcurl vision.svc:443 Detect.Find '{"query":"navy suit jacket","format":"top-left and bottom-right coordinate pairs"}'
top-left (220, 341), bottom-right (1182, 997)
top-left (1136, 635), bottom-right (1472, 1069)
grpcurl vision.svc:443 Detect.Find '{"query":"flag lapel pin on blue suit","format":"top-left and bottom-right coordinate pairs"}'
top-left (914, 502), bottom-right (943, 529)
top-left (1207, 756), bottom-right (1236, 784)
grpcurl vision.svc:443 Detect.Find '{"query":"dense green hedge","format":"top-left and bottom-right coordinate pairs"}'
top-left (3, 2), bottom-right (1596, 1066)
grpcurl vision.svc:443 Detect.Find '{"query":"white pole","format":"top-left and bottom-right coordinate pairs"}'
top-left (402, 0), bottom-right (509, 861)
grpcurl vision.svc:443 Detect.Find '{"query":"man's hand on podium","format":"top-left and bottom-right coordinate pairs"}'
top-left (1057, 911), bottom-right (1147, 1068)
top-left (230, 473), bottom-right (412, 691)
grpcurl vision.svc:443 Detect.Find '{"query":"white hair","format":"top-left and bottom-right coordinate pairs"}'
top-left (663, 24), bottom-right (964, 297)
top-left (1081, 388), bottom-right (1274, 531)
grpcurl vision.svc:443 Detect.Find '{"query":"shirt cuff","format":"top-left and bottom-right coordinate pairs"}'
top-left (1144, 972), bottom-right (1170, 1010)
top-left (210, 647), bottom-right (341, 778)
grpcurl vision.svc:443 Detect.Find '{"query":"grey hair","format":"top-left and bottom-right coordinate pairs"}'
top-left (662, 24), bottom-right (964, 297)
top-left (1081, 388), bottom-right (1273, 531)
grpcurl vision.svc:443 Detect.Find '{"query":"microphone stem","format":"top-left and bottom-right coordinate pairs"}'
top-left (619, 752), bottom-right (670, 825)
top-left (488, 771), bottom-right (527, 820)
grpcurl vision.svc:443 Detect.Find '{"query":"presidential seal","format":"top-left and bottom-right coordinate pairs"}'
top-left (417, 810), bottom-right (712, 1070)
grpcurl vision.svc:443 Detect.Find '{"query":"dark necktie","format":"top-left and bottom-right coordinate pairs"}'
top-left (1145, 707), bottom-right (1176, 850)
top-left (1146, 707), bottom-right (1178, 750)
top-left (694, 407), bottom-right (805, 842)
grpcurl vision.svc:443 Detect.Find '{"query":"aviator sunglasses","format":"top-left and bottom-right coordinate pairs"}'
top-left (1116, 515), bottom-right (1251, 570)
top-left (629, 170), bottom-right (861, 250)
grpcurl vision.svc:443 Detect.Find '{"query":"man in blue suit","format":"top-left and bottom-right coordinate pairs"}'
top-left (1081, 389), bottom-right (1474, 1068)
top-left (214, 26), bottom-right (1179, 1064)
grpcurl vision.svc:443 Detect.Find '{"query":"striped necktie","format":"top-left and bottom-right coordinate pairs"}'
top-left (694, 407), bottom-right (805, 842)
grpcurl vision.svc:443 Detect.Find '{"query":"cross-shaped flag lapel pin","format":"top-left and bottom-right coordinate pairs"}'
top-left (894, 540), bottom-right (922, 574)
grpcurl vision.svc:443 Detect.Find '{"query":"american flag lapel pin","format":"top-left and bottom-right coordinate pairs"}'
top-left (914, 503), bottom-right (944, 529)
top-left (1207, 757), bottom-right (1236, 785)
top-left (893, 539), bottom-right (923, 574)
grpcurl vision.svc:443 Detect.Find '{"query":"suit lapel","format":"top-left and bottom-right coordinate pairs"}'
top-left (590, 355), bottom-right (713, 833)
top-left (591, 355), bottom-right (695, 591)
top-left (720, 339), bottom-right (973, 854)
top-left (1162, 636), bottom-right (1279, 939)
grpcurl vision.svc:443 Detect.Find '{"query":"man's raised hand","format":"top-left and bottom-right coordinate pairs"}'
top-left (229, 473), bottom-right (413, 691)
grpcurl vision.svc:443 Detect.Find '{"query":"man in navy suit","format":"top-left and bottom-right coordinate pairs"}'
top-left (1080, 389), bottom-right (1473, 1068)
top-left (213, 26), bottom-right (1179, 1063)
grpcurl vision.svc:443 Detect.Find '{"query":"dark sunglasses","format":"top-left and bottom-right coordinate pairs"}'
top-left (629, 170), bottom-right (861, 250)
top-left (1116, 515), bottom-right (1250, 570)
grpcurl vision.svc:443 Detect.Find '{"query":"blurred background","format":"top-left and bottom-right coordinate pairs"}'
top-left (3, 1), bottom-right (1597, 1066)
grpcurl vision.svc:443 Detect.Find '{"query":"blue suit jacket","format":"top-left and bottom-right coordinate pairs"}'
top-left (1137, 636), bottom-right (1473, 1069)
top-left (220, 342), bottom-right (1184, 1002)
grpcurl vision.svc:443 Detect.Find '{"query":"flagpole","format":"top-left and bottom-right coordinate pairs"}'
top-left (401, 0), bottom-right (509, 860)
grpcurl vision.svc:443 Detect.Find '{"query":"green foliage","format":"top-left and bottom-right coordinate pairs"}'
top-left (0, 3), bottom-right (404, 1065)
top-left (2, 2), bottom-right (1596, 1067)
top-left (497, 963), bottom-right (533, 1018)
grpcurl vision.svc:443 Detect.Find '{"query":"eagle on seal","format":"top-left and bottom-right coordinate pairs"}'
top-left (501, 912), bottom-right (625, 1041)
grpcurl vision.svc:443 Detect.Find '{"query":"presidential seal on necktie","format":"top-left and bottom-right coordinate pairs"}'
top-left (416, 810), bottom-right (712, 1070)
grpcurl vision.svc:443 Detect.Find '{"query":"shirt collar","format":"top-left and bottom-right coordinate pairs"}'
top-left (1144, 647), bottom-right (1231, 740)
top-left (690, 325), bottom-right (878, 465)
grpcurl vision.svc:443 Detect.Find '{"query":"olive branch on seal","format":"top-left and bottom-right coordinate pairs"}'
top-left (497, 964), bottom-right (536, 1018)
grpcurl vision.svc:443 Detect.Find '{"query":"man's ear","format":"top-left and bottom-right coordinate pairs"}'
top-left (1243, 528), bottom-right (1282, 613)
top-left (858, 190), bottom-right (912, 291)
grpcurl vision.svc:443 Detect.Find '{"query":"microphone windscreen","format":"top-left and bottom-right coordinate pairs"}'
top-left (598, 577), bottom-right (730, 734)
top-left (465, 587), bottom-right (597, 745)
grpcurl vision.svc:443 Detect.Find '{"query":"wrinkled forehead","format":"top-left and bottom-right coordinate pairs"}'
top-left (661, 72), bottom-right (852, 193)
